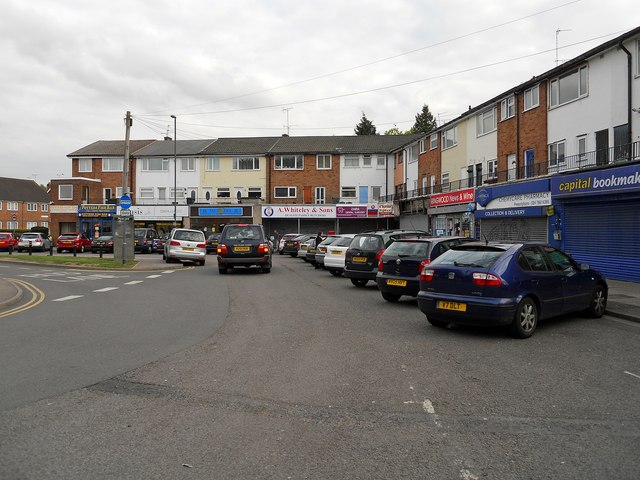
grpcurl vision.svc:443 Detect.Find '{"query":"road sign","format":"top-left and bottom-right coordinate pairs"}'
top-left (120, 194), bottom-right (132, 210)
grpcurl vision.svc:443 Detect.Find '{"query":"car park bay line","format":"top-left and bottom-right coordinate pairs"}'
top-left (124, 281), bottom-right (144, 285)
top-left (0, 279), bottom-right (45, 318)
top-left (145, 275), bottom-right (161, 279)
top-left (52, 295), bottom-right (84, 302)
top-left (93, 287), bottom-right (119, 293)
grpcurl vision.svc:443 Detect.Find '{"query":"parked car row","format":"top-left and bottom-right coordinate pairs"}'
top-left (283, 229), bottom-right (609, 339)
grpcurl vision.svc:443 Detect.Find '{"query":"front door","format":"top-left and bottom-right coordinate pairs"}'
top-left (524, 149), bottom-right (534, 178)
top-left (359, 186), bottom-right (368, 203)
top-left (595, 129), bottom-right (609, 166)
top-left (303, 186), bottom-right (313, 203)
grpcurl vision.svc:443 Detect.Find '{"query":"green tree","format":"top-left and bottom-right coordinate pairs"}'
top-left (354, 112), bottom-right (378, 135)
top-left (409, 104), bottom-right (437, 134)
top-left (384, 127), bottom-right (405, 135)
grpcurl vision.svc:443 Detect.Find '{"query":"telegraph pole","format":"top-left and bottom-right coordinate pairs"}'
top-left (282, 107), bottom-right (293, 136)
top-left (123, 111), bottom-right (132, 195)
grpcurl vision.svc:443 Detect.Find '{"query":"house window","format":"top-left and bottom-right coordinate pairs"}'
top-left (430, 175), bottom-right (436, 191)
top-left (41, 204), bottom-right (48, 212)
top-left (247, 187), bottom-right (262, 199)
top-left (419, 138), bottom-right (426, 153)
top-left (476, 108), bottom-right (497, 136)
top-left (501, 95), bottom-right (515, 120)
top-left (233, 157), bottom-right (259, 170)
top-left (441, 172), bottom-right (450, 192)
top-left (316, 154), bottom-right (331, 170)
top-left (181, 158), bottom-right (195, 171)
top-left (41, 222), bottom-right (48, 228)
top-left (142, 158), bottom-right (169, 171)
top-left (104, 188), bottom-right (113, 202)
top-left (7, 201), bottom-right (18, 211)
top-left (315, 187), bottom-right (325, 204)
top-left (577, 135), bottom-right (587, 162)
top-left (0, 201), bottom-right (2, 210)
top-left (158, 187), bottom-right (166, 201)
top-left (549, 141), bottom-right (566, 167)
top-left (429, 133), bottom-right (438, 150)
top-left (408, 145), bottom-right (418, 163)
top-left (376, 154), bottom-right (386, 168)
top-left (78, 158), bottom-right (92, 172)
top-left (371, 186), bottom-right (381, 201)
top-left (27, 203), bottom-right (37, 212)
top-left (488, 159), bottom-right (498, 179)
top-left (139, 187), bottom-right (154, 199)
top-left (637, 40), bottom-right (640, 76)
top-left (206, 157), bottom-right (220, 171)
top-left (550, 66), bottom-right (588, 107)
top-left (7, 221), bottom-right (18, 230)
top-left (274, 155), bottom-right (303, 170)
top-left (102, 158), bottom-right (123, 172)
top-left (274, 186), bottom-right (296, 198)
top-left (341, 186), bottom-right (357, 198)
top-left (170, 187), bottom-right (185, 200)
top-left (59, 185), bottom-right (73, 200)
top-left (344, 155), bottom-right (359, 167)
top-left (217, 187), bottom-right (230, 198)
top-left (442, 127), bottom-right (457, 149)
top-left (362, 154), bottom-right (372, 167)
top-left (27, 221), bottom-right (38, 229)
top-left (82, 186), bottom-right (89, 203)
top-left (524, 85), bottom-right (540, 111)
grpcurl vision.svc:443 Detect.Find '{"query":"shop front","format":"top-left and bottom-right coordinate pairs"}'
top-left (77, 204), bottom-right (117, 239)
top-left (427, 188), bottom-right (475, 237)
top-left (551, 163), bottom-right (640, 282)
top-left (475, 179), bottom-right (551, 243)
top-left (189, 205), bottom-right (254, 235)
top-left (117, 205), bottom-right (189, 236)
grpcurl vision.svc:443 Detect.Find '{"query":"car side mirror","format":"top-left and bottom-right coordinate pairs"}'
top-left (579, 263), bottom-right (590, 271)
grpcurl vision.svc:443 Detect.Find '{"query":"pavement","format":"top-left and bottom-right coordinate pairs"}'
top-left (0, 254), bottom-right (639, 323)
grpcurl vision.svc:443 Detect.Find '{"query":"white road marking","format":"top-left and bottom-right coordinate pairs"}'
top-left (624, 370), bottom-right (640, 379)
top-left (162, 270), bottom-right (175, 274)
top-left (124, 281), bottom-right (143, 285)
top-left (460, 469), bottom-right (479, 480)
top-left (146, 275), bottom-right (161, 279)
top-left (422, 399), bottom-right (435, 414)
top-left (93, 287), bottom-right (119, 292)
top-left (52, 295), bottom-right (83, 302)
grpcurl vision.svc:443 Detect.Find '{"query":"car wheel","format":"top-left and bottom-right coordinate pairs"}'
top-left (427, 317), bottom-right (449, 328)
top-left (199, 259), bottom-right (206, 266)
top-left (510, 297), bottom-right (538, 339)
top-left (218, 266), bottom-right (227, 274)
top-left (350, 278), bottom-right (368, 288)
top-left (329, 269), bottom-right (342, 277)
top-left (57, 248), bottom-right (62, 254)
top-left (381, 292), bottom-right (401, 303)
top-left (165, 256), bottom-right (172, 263)
top-left (290, 253), bottom-right (297, 258)
top-left (261, 266), bottom-right (271, 273)
top-left (586, 284), bottom-right (607, 318)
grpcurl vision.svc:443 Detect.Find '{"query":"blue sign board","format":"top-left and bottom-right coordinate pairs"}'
top-left (474, 206), bottom-right (545, 218)
top-left (120, 195), bottom-right (132, 210)
top-left (198, 207), bottom-right (243, 217)
top-left (551, 163), bottom-right (640, 197)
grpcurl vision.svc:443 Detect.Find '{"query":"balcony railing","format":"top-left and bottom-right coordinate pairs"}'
top-left (134, 196), bottom-right (264, 206)
top-left (380, 141), bottom-right (639, 203)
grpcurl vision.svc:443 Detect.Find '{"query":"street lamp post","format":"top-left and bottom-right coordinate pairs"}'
top-left (171, 115), bottom-right (177, 228)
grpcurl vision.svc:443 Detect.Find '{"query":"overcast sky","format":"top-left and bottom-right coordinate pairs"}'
top-left (1, 0), bottom-right (636, 185)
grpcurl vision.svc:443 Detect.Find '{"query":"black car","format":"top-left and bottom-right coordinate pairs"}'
top-left (314, 235), bottom-right (341, 269)
top-left (134, 228), bottom-right (159, 254)
top-left (344, 229), bottom-right (428, 287)
top-left (376, 236), bottom-right (471, 302)
top-left (206, 233), bottom-right (221, 254)
top-left (91, 235), bottom-right (114, 253)
top-left (216, 224), bottom-right (272, 274)
top-left (282, 233), bottom-right (315, 257)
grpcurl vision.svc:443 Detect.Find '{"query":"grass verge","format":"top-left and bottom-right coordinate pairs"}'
top-left (0, 255), bottom-right (138, 269)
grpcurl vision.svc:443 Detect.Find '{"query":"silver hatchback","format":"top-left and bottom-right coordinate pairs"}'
top-left (17, 232), bottom-right (51, 252)
top-left (163, 228), bottom-right (206, 266)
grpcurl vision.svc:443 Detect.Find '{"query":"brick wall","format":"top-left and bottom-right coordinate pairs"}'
top-left (71, 157), bottom-right (125, 202)
top-left (268, 153), bottom-right (340, 204)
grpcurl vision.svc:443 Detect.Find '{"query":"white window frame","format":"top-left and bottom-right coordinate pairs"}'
top-left (344, 155), bottom-right (359, 168)
top-left (314, 186), bottom-right (326, 204)
top-left (232, 156), bottom-right (260, 170)
top-left (274, 186), bottom-right (297, 198)
top-left (549, 66), bottom-right (588, 108)
top-left (247, 187), bottom-right (262, 199)
top-left (104, 188), bottom-right (113, 202)
top-left (577, 135), bottom-right (588, 162)
top-left (206, 157), bottom-right (220, 171)
top-left (524, 85), bottom-right (540, 111)
top-left (501, 95), bottom-right (515, 120)
top-left (181, 158), bottom-right (195, 172)
top-left (419, 138), bottom-right (426, 154)
top-left (549, 140), bottom-right (566, 167)
top-left (274, 155), bottom-right (303, 170)
top-left (408, 145), bottom-right (418, 163)
top-left (441, 172), bottom-right (450, 192)
top-left (142, 158), bottom-right (169, 171)
top-left (371, 186), bottom-right (381, 201)
top-left (78, 158), bottom-right (92, 172)
top-left (139, 187), bottom-right (154, 199)
top-left (0, 201), bottom-right (2, 210)
top-left (376, 154), bottom-right (386, 169)
top-left (59, 185), bottom-right (73, 200)
top-left (27, 202), bottom-right (37, 212)
top-left (41, 204), bottom-right (48, 212)
top-left (7, 201), bottom-right (18, 211)
top-left (316, 154), bottom-right (331, 170)
top-left (102, 158), bottom-right (123, 172)
top-left (7, 221), bottom-right (18, 230)
top-left (442, 127), bottom-right (457, 150)
top-left (216, 187), bottom-right (230, 198)
top-left (341, 186), bottom-right (357, 198)
top-left (637, 39), bottom-right (640, 77)
top-left (27, 221), bottom-right (38, 229)
top-left (170, 187), bottom-right (186, 199)
top-left (430, 175), bottom-right (436, 191)
top-left (487, 159), bottom-right (498, 180)
top-left (41, 221), bottom-right (48, 228)
top-left (429, 133), bottom-right (438, 150)
top-left (476, 107), bottom-right (497, 136)
top-left (362, 154), bottom-right (372, 167)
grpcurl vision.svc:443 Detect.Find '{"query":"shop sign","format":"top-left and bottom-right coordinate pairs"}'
top-left (430, 188), bottom-right (474, 207)
top-left (336, 205), bottom-right (367, 218)
top-left (474, 206), bottom-right (545, 218)
top-left (50, 205), bottom-right (78, 214)
top-left (117, 205), bottom-right (189, 219)
top-left (262, 205), bottom-right (336, 218)
top-left (378, 203), bottom-right (395, 217)
top-left (476, 192), bottom-right (551, 210)
top-left (77, 204), bottom-right (117, 214)
top-left (198, 207), bottom-right (243, 217)
top-left (552, 164), bottom-right (640, 197)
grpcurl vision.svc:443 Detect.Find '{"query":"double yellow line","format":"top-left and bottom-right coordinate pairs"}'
top-left (0, 279), bottom-right (45, 318)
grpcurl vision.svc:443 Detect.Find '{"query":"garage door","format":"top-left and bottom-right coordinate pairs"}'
top-left (563, 201), bottom-right (640, 282)
top-left (479, 217), bottom-right (548, 243)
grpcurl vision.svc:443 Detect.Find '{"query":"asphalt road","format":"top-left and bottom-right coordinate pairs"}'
top-left (1, 254), bottom-right (639, 479)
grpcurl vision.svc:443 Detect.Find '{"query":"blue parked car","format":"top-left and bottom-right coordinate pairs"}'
top-left (416, 242), bottom-right (608, 338)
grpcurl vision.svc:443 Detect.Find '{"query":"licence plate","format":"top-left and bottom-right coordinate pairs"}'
top-left (386, 279), bottom-right (407, 287)
top-left (352, 256), bottom-right (367, 263)
top-left (183, 247), bottom-right (194, 251)
top-left (233, 246), bottom-right (251, 252)
top-left (437, 301), bottom-right (467, 312)
top-left (286, 242), bottom-right (294, 246)
top-left (330, 250), bottom-right (342, 255)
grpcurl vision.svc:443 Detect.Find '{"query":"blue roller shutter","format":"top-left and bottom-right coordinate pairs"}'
top-left (563, 201), bottom-right (640, 282)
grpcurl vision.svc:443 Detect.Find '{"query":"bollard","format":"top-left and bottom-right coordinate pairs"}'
top-left (99, 244), bottom-right (103, 258)
top-left (28, 241), bottom-right (33, 256)
top-left (49, 243), bottom-right (53, 256)
top-left (8, 244), bottom-right (12, 255)
top-left (73, 244), bottom-right (77, 257)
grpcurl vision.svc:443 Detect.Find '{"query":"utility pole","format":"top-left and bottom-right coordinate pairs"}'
top-left (555, 28), bottom-right (571, 67)
top-left (123, 111), bottom-right (132, 196)
top-left (282, 107), bottom-right (293, 135)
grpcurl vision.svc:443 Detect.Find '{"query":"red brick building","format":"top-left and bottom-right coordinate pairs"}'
top-left (0, 177), bottom-right (51, 233)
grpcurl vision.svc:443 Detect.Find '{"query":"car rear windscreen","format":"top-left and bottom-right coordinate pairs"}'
top-left (432, 246), bottom-right (505, 268)
top-left (384, 241), bottom-right (431, 257)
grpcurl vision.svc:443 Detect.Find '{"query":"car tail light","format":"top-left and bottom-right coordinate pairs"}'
top-left (257, 243), bottom-right (270, 253)
top-left (196, 243), bottom-right (205, 248)
top-left (420, 269), bottom-right (435, 282)
top-left (295, 241), bottom-right (300, 247)
top-left (377, 259), bottom-right (384, 270)
top-left (345, 249), bottom-right (350, 260)
top-left (418, 259), bottom-right (431, 274)
top-left (217, 244), bottom-right (228, 254)
top-left (170, 240), bottom-right (180, 246)
top-left (472, 272), bottom-right (502, 286)
top-left (375, 249), bottom-right (385, 262)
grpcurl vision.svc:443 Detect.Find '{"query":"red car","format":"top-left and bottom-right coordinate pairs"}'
top-left (0, 232), bottom-right (19, 251)
top-left (56, 232), bottom-right (93, 253)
